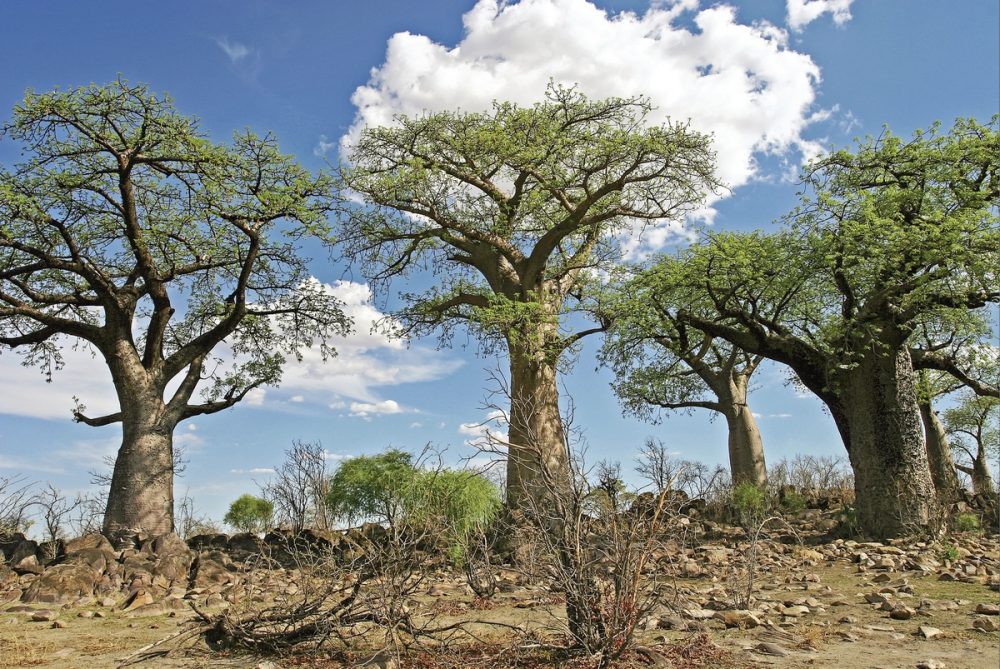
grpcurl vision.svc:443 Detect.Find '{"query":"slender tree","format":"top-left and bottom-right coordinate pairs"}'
top-left (602, 293), bottom-right (767, 486)
top-left (0, 81), bottom-right (350, 537)
top-left (945, 392), bottom-right (999, 495)
top-left (642, 118), bottom-right (998, 538)
top-left (339, 87), bottom-right (718, 510)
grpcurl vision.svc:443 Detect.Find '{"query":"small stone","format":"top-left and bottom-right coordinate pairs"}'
top-left (915, 661), bottom-right (946, 669)
top-left (51, 620), bottom-right (67, 629)
top-left (975, 603), bottom-right (999, 615)
top-left (714, 610), bottom-right (761, 628)
top-left (77, 611), bottom-right (94, 618)
top-left (782, 605), bottom-right (810, 617)
top-left (31, 610), bottom-right (57, 622)
top-left (972, 616), bottom-right (999, 632)
top-left (753, 642), bottom-right (789, 657)
top-left (917, 625), bottom-right (942, 639)
top-left (890, 606), bottom-right (915, 621)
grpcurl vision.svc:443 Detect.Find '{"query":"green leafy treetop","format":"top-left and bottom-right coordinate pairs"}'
top-left (224, 494), bottom-right (274, 534)
top-left (339, 86), bottom-right (719, 511)
top-left (0, 80), bottom-right (351, 538)
top-left (645, 117), bottom-right (999, 538)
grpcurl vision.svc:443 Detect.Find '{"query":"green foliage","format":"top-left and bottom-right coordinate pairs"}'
top-left (780, 491), bottom-right (807, 514)
top-left (339, 85), bottom-right (719, 358)
top-left (326, 449), bottom-right (417, 526)
top-left (956, 513), bottom-right (981, 533)
top-left (326, 449), bottom-right (502, 561)
top-left (731, 482), bottom-right (767, 528)
top-left (224, 494), bottom-right (273, 534)
top-left (0, 79), bottom-right (349, 413)
top-left (940, 542), bottom-right (960, 561)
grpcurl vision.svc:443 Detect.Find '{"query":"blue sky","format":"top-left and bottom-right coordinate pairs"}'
top-left (1, 0), bottom-right (997, 528)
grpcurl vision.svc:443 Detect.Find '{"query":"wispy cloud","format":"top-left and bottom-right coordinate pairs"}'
top-left (314, 135), bottom-right (337, 157)
top-left (230, 467), bottom-right (276, 475)
top-left (786, 0), bottom-right (855, 32)
top-left (215, 37), bottom-right (252, 63)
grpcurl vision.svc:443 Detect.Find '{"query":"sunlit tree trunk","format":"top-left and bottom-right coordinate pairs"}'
top-left (918, 400), bottom-right (961, 502)
top-left (828, 349), bottom-right (937, 539)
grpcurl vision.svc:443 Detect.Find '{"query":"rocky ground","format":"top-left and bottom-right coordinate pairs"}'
top-left (1, 509), bottom-right (998, 669)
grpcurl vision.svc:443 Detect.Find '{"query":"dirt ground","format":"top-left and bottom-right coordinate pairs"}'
top-left (2, 554), bottom-right (997, 669)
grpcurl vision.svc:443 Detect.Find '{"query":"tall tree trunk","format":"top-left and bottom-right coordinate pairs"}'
top-left (918, 400), bottom-right (961, 502)
top-left (720, 375), bottom-right (767, 487)
top-left (972, 449), bottom-right (996, 496)
top-left (505, 340), bottom-right (570, 514)
top-left (830, 348), bottom-right (936, 539)
top-left (103, 422), bottom-right (175, 537)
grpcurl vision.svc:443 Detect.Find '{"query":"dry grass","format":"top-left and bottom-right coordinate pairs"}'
top-left (0, 632), bottom-right (59, 667)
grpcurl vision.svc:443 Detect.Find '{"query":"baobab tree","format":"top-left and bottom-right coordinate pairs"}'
top-left (339, 87), bottom-right (718, 510)
top-left (0, 81), bottom-right (350, 537)
top-left (641, 118), bottom-right (999, 537)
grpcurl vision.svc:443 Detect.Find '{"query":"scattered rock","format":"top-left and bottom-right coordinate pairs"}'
top-left (972, 616), bottom-right (999, 632)
top-left (30, 609), bottom-right (57, 622)
top-left (916, 661), bottom-right (946, 669)
top-left (890, 606), bottom-right (915, 621)
top-left (917, 625), bottom-right (942, 639)
top-left (753, 642), bottom-right (789, 657)
top-left (975, 603), bottom-right (999, 615)
top-left (714, 609), bottom-right (761, 628)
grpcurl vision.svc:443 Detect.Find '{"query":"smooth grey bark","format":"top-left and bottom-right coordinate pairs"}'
top-left (957, 454), bottom-right (997, 496)
top-left (506, 336), bottom-right (571, 512)
top-left (919, 401), bottom-right (962, 502)
top-left (723, 399), bottom-right (767, 487)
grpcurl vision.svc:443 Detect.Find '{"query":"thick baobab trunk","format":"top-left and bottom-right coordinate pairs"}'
top-left (103, 425), bottom-right (175, 537)
top-left (505, 342), bottom-right (571, 514)
top-left (101, 357), bottom-right (177, 538)
top-left (832, 349), bottom-right (936, 539)
top-left (969, 451), bottom-right (996, 496)
top-left (919, 401), bottom-right (961, 502)
top-left (719, 375), bottom-right (767, 487)
top-left (723, 405), bottom-right (767, 487)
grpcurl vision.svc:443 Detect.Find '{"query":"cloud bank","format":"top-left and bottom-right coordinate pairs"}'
top-left (0, 280), bottom-right (460, 422)
top-left (345, 0), bottom-right (826, 192)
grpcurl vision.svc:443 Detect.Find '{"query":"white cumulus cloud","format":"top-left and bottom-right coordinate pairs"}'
top-left (349, 399), bottom-right (406, 419)
top-left (0, 279), bottom-right (460, 422)
top-left (786, 0), bottom-right (855, 32)
top-left (344, 0), bottom-right (826, 196)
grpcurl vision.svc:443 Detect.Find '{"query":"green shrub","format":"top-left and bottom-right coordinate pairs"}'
top-left (326, 449), bottom-right (417, 526)
top-left (731, 482), bottom-right (767, 527)
top-left (325, 449), bottom-right (502, 564)
top-left (956, 512), bottom-right (981, 533)
top-left (224, 494), bottom-right (274, 534)
top-left (940, 542), bottom-right (959, 561)
top-left (781, 491), bottom-right (807, 513)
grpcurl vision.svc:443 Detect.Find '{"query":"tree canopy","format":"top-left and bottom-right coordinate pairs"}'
top-left (339, 86), bottom-right (719, 509)
top-left (631, 117), bottom-right (999, 537)
top-left (0, 80), bottom-right (351, 534)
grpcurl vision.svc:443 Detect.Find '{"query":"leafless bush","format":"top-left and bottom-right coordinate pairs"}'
top-left (259, 440), bottom-right (333, 532)
top-left (724, 516), bottom-right (798, 610)
top-left (474, 384), bottom-right (680, 668)
top-left (767, 454), bottom-right (853, 495)
top-left (0, 474), bottom-right (38, 535)
top-left (175, 488), bottom-right (221, 539)
top-left (179, 457), bottom-right (514, 666)
top-left (68, 490), bottom-right (106, 537)
top-left (35, 483), bottom-right (83, 546)
top-left (634, 439), bottom-right (729, 504)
